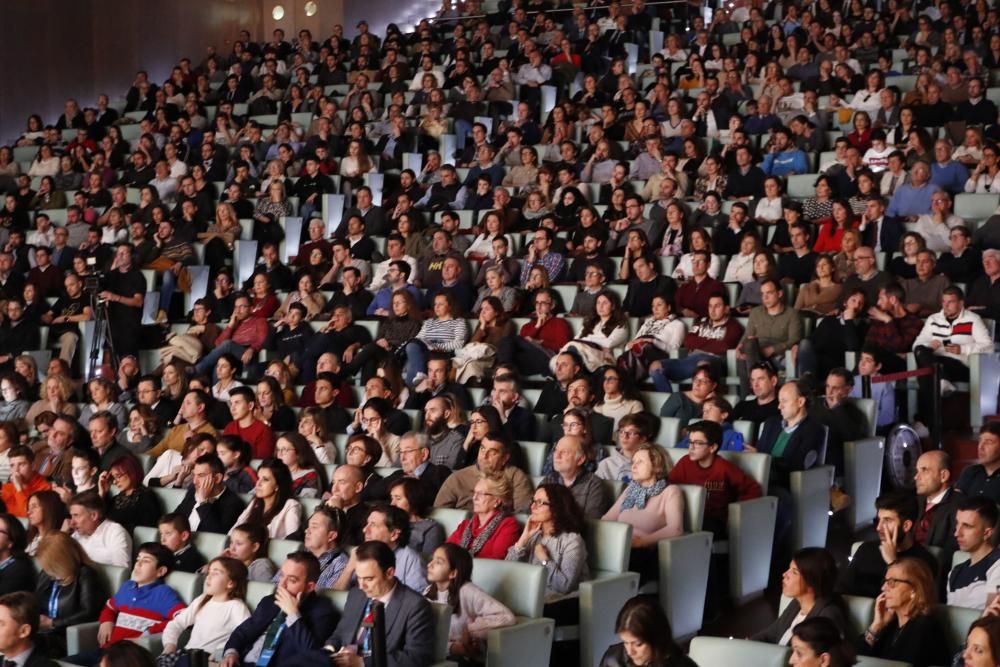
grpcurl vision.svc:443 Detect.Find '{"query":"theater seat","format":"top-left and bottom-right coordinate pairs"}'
top-left (689, 637), bottom-right (789, 667)
top-left (429, 507), bottom-right (470, 537)
top-left (844, 438), bottom-right (884, 532)
top-left (657, 484), bottom-right (712, 641)
top-left (471, 559), bottom-right (555, 667)
top-left (65, 564), bottom-right (130, 654)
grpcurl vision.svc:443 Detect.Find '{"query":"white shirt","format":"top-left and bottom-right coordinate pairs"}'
top-left (229, 498), bottom-right (302, 539)
top-left (73, 519), bottom-right (132, 568)
top-left (369, 255), bottom-right (418, 291)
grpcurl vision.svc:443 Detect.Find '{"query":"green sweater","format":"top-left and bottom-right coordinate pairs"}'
top-left (741, 304), bottom-right (803, 355)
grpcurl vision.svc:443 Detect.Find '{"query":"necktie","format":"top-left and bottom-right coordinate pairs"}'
top-left (888, 176), bottom-right (897, 195)
top-left (358, 598), bottom-right (375, 653)
top-left (916, 501), bottom-right (934, 543)
top-left (261, 611), bottom-right (287, 651)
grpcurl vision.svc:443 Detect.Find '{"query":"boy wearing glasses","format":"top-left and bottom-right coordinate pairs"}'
top-left (668, 420), bottom-right (761, 536)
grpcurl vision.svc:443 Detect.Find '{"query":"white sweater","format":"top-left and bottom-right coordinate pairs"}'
top-left (431, 582), bottom-right (516, 641)
top-left (161, 597), bottom-right (251, 653)
top-left (912, 308), bottom-right (994, 365)
top-left (229, 498), bottom-right (302, 539)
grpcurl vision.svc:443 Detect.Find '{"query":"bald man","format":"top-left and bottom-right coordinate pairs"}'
top-left (914, 449), bottom-right (960, 556)
top-left (326, 464), bottom-right (368, 546)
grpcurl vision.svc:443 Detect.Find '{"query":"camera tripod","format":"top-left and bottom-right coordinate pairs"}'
top-left (86, 292), bottom-right (118, 381)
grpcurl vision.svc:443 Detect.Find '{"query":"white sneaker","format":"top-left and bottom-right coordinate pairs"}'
top-left (940, 379), bottom-right (957, 397)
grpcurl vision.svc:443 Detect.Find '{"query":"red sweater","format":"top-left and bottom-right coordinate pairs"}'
top-left (223, 419), bottom-right (276, 459)
top-left (668, 455), bottom-right (762, 526)
top-left (447, 514), bottom-right (520, 560)
top-left (519, 317), bottom-right (572, 353)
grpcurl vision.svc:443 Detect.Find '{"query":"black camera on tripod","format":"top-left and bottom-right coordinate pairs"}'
top-left (83, 256), bottom-right (105, 296)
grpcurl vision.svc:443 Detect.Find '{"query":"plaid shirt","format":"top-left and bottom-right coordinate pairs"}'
top-left (864, 313), bottom-right (924, 353)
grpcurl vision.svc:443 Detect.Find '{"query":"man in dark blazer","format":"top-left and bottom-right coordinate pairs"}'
top-left (547, 376), bottom-right (615, 446)
top-left (0, 591), bottom-right (60, 666)
top-left (755, 381), bottom-right (829, 489)
top-left (222, 553), bottom-right (339, 667)
top-left (173, 454), bottom-right (245, 534)
top-left (914, 449), bottom-right (961, 557)
top-left (290, 541), bottom-right (435, 667)
top-left (860, 195), bottom-right (904, 255)
top-left (402, 356), bottom-right (473, 411)
top-left (369, 432), bottom-right (452, 501)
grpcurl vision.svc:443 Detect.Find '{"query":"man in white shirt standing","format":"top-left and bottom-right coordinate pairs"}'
top-left (69, 490), bottom-right (132, 568)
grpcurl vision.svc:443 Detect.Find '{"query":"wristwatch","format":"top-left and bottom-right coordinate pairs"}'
top-left (541, 559), bottom-right (549, 566)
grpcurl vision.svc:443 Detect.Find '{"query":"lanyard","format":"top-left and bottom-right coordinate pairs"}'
top-left (48, 584), bottom-right (61, 619)
top-left (0, 558), bottom-right (14, 571)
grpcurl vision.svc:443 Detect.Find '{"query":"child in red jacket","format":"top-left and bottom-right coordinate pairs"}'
top-left (668, 419), bottom-right (764, 536)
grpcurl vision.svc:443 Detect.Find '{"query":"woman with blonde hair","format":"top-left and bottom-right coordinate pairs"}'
top-left (26, 374), bottom-right (78, 425)
top-left (857, 556), bottom-right (949, 666)
top-left (603, 444), bottom-right (684, 582)
top-left (199, 202), bottom-right (242, 269)
top-left (265, 360), bottom-right (297, 404)
top-left (448, 474), bottom-right (520, 559)
top-left (35, 532), bottom-right (105, 654)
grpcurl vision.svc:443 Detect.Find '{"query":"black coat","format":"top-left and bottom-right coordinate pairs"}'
top-left (173, 486), bottom-right (246, 534)
top-left (756, 415), bottom-right (828, 489)
top-left (752, 596), bottom-right (848, 643)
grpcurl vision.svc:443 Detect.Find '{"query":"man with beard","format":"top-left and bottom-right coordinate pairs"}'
top-left (423, 396), bottom-right (465, 470)
top-left (840, 491), bottom-right (940, 598)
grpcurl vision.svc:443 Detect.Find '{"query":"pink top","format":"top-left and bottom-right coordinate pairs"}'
top-left (602, 484), bottom-right (684, 543)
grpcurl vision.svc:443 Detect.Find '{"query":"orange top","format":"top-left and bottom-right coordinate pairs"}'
top-left (1, 474), bottom-right (51, 517)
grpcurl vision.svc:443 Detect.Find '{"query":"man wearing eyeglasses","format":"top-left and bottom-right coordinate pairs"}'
top-left (842, 245), bottom-right (893, 311)
top-left (498, 289), bottom-right (572, 385)
top-left (434, 432), bottom-right (533, 513)
top-left (542, 435), bottom-right (611, 519)
top-left (596, 415), bottom-right (652, 483)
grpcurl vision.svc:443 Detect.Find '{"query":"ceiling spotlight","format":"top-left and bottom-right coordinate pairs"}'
top-left (272, 4), bottom-right (285, 19)
top-left (304, 1), bottom-right (317, 16)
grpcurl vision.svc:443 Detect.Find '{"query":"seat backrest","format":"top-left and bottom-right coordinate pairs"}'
top-left (151, 487), bottom-right (187, 513)
top-left (132, 526), bottom-right (159, 553)
top-left (520, 441), bottom-right (550, 478)
top-left (843, 595), bottom-right (875, 637)
top-left (689, 637), bottom-right (790, 667)
top-left (846, 397), bottom-right (877, 438)
top-left (583, 518), bottom-right (632, 575)
top-left (429, 601), bottom-right (452, 662)
top-left (94, 564), bottom-right (129, 597)
top-left (320, 588), bottom-right (350, 611)
top-left (602, 478), bottom-right (625, 503)
top-left (718, 451), bottom-right (772, 491)
top-left (935, 604), bottom-right (981, 656)
top-left (855, 657), bottom-right (914, 667)
top-left (165, 571), bottom-right (205, 605)
top-left (676, 484), bottom-right (705, 532)
top-left (656, 417), bottom-right (681, 449)
top-left (193, 532), bottom-right (228, 561)
top-left (429, 508), bottom-right (470, 538)
top-left (471, 558), bottom-right (546, 619)
top-left (246, 581), bottom-right (277, 609)
top-left (268, 539), bottom-right (304, 564)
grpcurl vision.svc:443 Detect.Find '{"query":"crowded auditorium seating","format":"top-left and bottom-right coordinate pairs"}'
top-left (6, 1), bottom-right (1000, 667)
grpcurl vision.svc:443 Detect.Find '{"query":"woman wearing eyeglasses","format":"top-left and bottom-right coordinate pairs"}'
top-left (506, 483), bottom-right (588, 617)
top-left (856, 556), bottom-right (949, 667)
top-left (97, 454), bottom-right (162, 533)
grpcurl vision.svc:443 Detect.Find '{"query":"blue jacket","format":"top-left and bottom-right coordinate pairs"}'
top-left (762, 149), bottom-right (809, 177)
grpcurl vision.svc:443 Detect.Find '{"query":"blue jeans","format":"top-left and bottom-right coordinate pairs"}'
top-left (159, 268), bottom-right (180, 318)
top-left (195, 339), bottom-right (247, 380)
top-left (649, 353), bottom-right (719, 392)
top-left (404, 340), bottom-right (430, 386)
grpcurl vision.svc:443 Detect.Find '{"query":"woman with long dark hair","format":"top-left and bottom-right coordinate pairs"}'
top-left (789, 617), bottom-right (857, 667)
top-left (345, 289), bottom-right (422, 382)
top-left (753, 547), bottom-right (847, 644)
top-left (600, 596), bottom-right (696, 667)
top-left (228, 459), bottom-right (302, 539)
top-left (556, 291), bottom-right (629, 373)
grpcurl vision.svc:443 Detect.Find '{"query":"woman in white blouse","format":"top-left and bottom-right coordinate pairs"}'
top-left (229, 459), bottom-right (302, 539)
top-left (843, 71), bottom-right (884, 113)
top-left (617, 294), bottom-right (685, 382)
top-left (465, 211), bottom-right (514, 261)
top-left (672, 227), bottom-right (721, 281)
top-left (556, 291), bottom-right (630, 373)
top-left (753, 176), bottom-right (786, 226)
top-left (723, 233), bottom-right (761, 284)
top-left (965, 143), bottom-right (1000, 193)
top-left (952, 127), bottom-right (984, 167)
top-left (27, 144), bottom-right (59, 177)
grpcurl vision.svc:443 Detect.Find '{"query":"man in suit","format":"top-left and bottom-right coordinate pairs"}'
top-left (859, 195), bottom-right (905, 255)
top-left (915, 449), bottom-right (961, 558)
top-left (0, 591), bottom-right (60, 666)
top-left (490, 373), bottom-right (537, 441)
top-left (173, 453), bottom-right (245, 534)
top-left (752, 381), bottom-right (827, 489)
top-left (402, 356), bottom-right (472, 411)
top-left (371, 432), bottom-right (451, 502)
top-left (314, 541), bottom-right (435, 667)
top-left (222, 553), bottom-right (339, 667)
